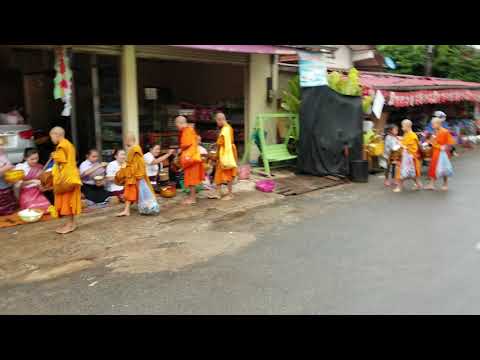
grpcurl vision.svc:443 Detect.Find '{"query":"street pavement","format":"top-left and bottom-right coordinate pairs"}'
top-left (1, 150), bottom-right (480, 314)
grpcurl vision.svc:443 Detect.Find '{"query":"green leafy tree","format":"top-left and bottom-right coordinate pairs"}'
top-left (377, 45), bottom-right (480, 82)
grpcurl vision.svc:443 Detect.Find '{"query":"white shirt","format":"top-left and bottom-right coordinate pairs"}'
top-left (79, 160), bottom-right (105, 185)
top-left (143, 152), bottom-right (162, 178)
top-left (15, 162), bottom-right (36, 188)
top-left (105, 160), bottom-right (124, 192)
top-left (198, 146), bottom-right (208, 155)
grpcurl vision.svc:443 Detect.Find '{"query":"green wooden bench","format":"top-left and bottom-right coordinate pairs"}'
top-left (242, 113), bottom-right (299, 177)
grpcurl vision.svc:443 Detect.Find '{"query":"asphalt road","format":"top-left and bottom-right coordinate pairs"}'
top-left (1, 150), bottom-right (480, 314)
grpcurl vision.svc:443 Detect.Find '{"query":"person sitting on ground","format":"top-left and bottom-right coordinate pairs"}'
top-left (394, 119), bottom-right (423, 193)
top-left (0, 145), bottom-right (17, 216)
top-left (49, 126), bottom-right (82, 234)
top-left (105, 149), bottom-right (127, 201)
top-left (382, 124), bottom-right (401, 188)
top-left (143, 144), bottom-right (175, 192)
top-left (425, 117), bottom-right (456, 192)
top-left (14, 148), bottom-right (51, 213)
top-left (79, 149), bottom-right (112, 204)
top-left (208, 112), bottom-right (238, 201)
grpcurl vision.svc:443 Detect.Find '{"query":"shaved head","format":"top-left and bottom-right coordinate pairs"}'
top-left (215, 112), bottom-right (227, 127)
top-left (124, 132), bottom-right (137, 147)
top-left (175, 115), bottom-right (188, 130)
top-left (431, 117), bottom-right (443, 129)
top-left (49, 126), bottom-right (65, 144)
top-left (175, 116), bottom-right (187, 125)
top-left (401, 119), bottom-right (412, 132)
top-left (50, 126), bottom-right (65, 137)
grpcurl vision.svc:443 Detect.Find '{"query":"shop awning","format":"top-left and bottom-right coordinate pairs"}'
top-left (360, 72), bottom-right (480, 108)
top-left (170, 45), bottom-right (296, 55)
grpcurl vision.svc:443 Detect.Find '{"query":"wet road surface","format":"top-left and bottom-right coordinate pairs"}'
top-left (1, 151), bottom-right (479, 314)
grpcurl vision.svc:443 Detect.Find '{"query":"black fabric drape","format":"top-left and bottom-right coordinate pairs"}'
top-left (297, 86), bottom-right (363, 177)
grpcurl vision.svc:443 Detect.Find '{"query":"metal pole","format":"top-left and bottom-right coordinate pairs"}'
top-left (426, 45), bottom-right (434, 76)
top-left (91, 54), bottom-right (103, 154)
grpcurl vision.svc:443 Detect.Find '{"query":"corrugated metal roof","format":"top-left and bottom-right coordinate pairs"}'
top-left (360, 71), bottom-right (480, 91)
top-left (170, 45), bottom-right (296, 55)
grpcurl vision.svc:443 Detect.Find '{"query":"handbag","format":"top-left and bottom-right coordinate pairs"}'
top-left (180, 151), bottom-right (201, 169)
top-left (52, 163), bottom-right (82, 194)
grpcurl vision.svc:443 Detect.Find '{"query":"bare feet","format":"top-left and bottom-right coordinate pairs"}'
top-left (55, 223), bottom-right (77, 234)
top-left (182, 198), bottom-right (196, 205)
top-left (207, 192), bottom-right (222, 199)
top-left (384, 180), bottom-right (391, 187)
top-left (116, 211), bottom-right (130, 217)
top-left (441, 185), bottom-right (449, 192)
top-left (412, 184), bottom-right (423, 191)
top-left (221, 194), bottom-right (234, 201)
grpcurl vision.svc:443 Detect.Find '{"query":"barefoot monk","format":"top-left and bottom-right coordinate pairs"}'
top-left (116, 133), bottom-right (154, 217)
top-left (175, 116), bottom-right (204, 205)
top-left (50, 126), bottom-right (82, 234)
top-left (209, 112), bottom-right (237, 201)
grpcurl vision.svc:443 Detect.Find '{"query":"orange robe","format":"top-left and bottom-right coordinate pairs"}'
top-left (214, 124), bottom-right (238, 185)
top-left (123, 145), bottom-right (154, 202)
top-left (52, 138), bottom-right (82, 216)
top-left (428, 127), bottom-right (455, 179)
top-left (396, 131), bottom-right (421, 179)
top-left (180, 127), bottom-right (204, 187)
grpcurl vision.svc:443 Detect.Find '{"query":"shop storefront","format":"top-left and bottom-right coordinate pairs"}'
top-left (360, 72), bottom-right (480, 141)
top-left (1, 45), bottom-right (294, 163)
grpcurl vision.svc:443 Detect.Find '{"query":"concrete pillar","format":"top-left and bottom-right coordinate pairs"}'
top-left (121, 45), bottom-right (139, 144)
top-left (245, 54), bottom-right (278, 161)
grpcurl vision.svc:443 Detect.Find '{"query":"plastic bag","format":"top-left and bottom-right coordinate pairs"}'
top-left (137, 179), bottom-right (160, 215)
top-left (400, 150), bottom-right (416, 180)
top-left (238, 164), bottom-right (251, 180)
top-left (256, 180), bottom-right (275, 193)
top-left (436, 150), bottom-right (454, 178)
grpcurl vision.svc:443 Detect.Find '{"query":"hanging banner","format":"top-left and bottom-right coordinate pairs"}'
top-left (298, 51), bottom-right (327, 88)
top-left (372, 90), bottom-right (385, 119)
top-left (54, 47), bottom-right (73, 117)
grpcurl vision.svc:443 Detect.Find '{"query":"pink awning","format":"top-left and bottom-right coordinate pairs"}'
top-left (170, 45), bottom-right (296, 55)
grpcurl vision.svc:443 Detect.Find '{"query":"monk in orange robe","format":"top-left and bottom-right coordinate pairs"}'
top-left (116, 133), bottom-right (154, 216)
top-left (175, 116), bottom-right (204, 205)
top-left (393, 119), bottom-right (423, 192)
top-left (425, 117), bottom-right (455, 191)
top-left (49, 127), bottom-right (82, 234)
top-left (208, 112), bottom-right (238, 201)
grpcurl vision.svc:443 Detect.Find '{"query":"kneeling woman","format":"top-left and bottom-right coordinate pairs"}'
top-left (15, 148), bottom-right (51, 212)
top-left (79, 149), bottom-right (111, 203)
top-left (105, 149), bottom-right (127, 201)
top-left (0, 146), bottom-right (17, 216)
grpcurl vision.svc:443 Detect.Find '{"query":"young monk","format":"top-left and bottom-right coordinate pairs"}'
top-left (208, 112), bottom-right (238, 201)
top-left (393, 119), bottom-right (423, 193)
top-left (49, 126), bottom-right (82, 234)
top-left (116, 133), bottom-right (155, 217)
top-left (425, 117), bottom-right (455, 191)
top-left (175, 116), bottom-right (204, 205)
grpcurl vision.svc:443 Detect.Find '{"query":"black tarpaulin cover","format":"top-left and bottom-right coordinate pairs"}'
top-left (297, 86), bottom-right (363, 176)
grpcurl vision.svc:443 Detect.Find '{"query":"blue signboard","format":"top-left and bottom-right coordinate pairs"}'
top-left (298, 51), bottom-right (328, 88)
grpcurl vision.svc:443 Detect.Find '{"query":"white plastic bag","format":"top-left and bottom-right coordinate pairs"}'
top-left (400, 150), bottom-right (416, 180)
top-left (137, 179), bottom-right (160, 215)
top-left (436, 150), bottom-right (454, 178)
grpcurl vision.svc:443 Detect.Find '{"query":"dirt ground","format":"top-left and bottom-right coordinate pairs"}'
top-left (0, 183), bottom-right (285, 285)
